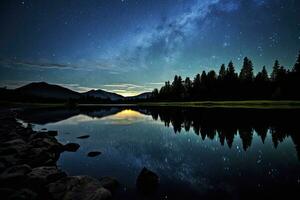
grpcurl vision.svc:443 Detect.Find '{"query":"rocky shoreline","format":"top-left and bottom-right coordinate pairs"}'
top-left (0, 111), bottom-right (118, 200)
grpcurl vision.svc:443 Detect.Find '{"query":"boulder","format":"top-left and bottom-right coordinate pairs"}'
top-left (25, 147), bottom-right (59, 167)
top-left (136, 167), bottom-right (159, 194)
top-left (8, 188), bottom-right (37, 200)
top-left (98, 177), bottom-right (119, 192)
top-left (0, 187), bottom-right (15, 199)
top-left (87, 151), bottom-right (101, 157)
top-left (29, 137), bottom-right (62, 152)
top-left (0, 164), bottom-right (32, 185)
top-left (47, 176), bottom-right (112, 200)
top-left (47, 131), bottom-right (58, 137)
top-left (77, 135), bottom-right (90, 139)
top-left (27, 166), bottom-right (67, 186)
top-left (63, 143), bottom-right (80, 152)
top-left (2, 139), bottom-right (28, 155)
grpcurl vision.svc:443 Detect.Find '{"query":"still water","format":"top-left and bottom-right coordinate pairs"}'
top-left (18, 107), bottom-right (300, 199)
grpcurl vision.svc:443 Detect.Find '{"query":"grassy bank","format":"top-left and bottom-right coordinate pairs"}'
top-left (2, 100), bottom-right (300, 109)
top-left (137, 100), bottom-right (300, 109)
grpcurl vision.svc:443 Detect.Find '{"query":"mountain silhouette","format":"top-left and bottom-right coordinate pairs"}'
top-left (15, 82), bottom-right (81, 99)
top-left (83, 89), bottom-right (124, 101)
top-left (2, 82), bottom-right (151, 102)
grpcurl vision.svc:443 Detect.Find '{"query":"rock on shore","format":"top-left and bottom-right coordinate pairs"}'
top-left (136, 167), bottom-right (159, 194)
top-left (0, 111), bottom-right (113, 200)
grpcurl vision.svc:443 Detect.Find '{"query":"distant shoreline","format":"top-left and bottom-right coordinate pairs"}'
top-left (2, 100), bottom-right (300, 109)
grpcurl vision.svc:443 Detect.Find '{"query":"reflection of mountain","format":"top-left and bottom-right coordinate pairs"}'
top-left (17, 106), bottom-right (300, 159)
top-left (17, 107), bottom-right (123, 124)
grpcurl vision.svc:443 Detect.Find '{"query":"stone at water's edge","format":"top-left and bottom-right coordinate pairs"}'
top-left (136, 167), bottom-right (159, 194)
top-left (63, 143), bottom-right (80, 152)
top-left (47, 130), bottom-right (58, 137)
top-left (99, 176), bottom-right (119, 192)
top-left (0, 164), bottom-right (32, 184)
top-left (47, 175), bottom-right (112, 200)
top-left (0, 111), bottom-right (120, 200)
top-left (77, 135), bottom-right (90, 139)
top-left (87, 151), bottom-right (101, 157)
top-left (26, 166), bottom-right (67, 186)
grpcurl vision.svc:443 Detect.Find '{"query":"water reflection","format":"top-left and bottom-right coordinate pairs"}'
top-left (100, 109), bottom-right (152, 125)
top-left (16, 106), bottom-right (300, 199)
top-left (18, 106), bottom-right (300, 160)
top-left (144, 107), bottom-right (300, 157)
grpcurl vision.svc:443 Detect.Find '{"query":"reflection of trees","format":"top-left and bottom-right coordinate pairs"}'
top-left (18, 106), bottom-right (300, 160)
top-left (145, 107), bottom-right (300, 160)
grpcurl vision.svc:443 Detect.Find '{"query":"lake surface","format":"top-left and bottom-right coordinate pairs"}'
top-left (18, 107), bottom-right (300, 199)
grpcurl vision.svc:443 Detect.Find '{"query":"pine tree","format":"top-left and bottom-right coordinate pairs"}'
top-left (293, 51), bottom-right (300, 73)
top-left (271, 60), bottom-right (280, 81)
top-left (201, 71), bottom-right (207, 84)
top-left (226, 61), bottom-right (237, 81)
top-left (218, 64), bottom-right (226, 80)
top-left (255, 66), bottom-right (269, 82)
top-left (193, 74), bottom-right (201, 98)
top-left (239, 57), bottom-right (254, 81)
top-left (184, 77), bottom-right (192, 98)
top-left (172, 75), bottom-right (184, 99)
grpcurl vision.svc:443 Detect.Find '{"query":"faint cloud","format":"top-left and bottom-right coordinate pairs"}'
top-left (0, 57), bottom-right (137, 73)
top-left (0, 58), bottom-right (77, 70)
top-left (101, 83), bottom-right (158, 97)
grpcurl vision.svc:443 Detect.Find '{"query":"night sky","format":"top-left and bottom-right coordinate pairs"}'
top-left (0, 0), bottom-right (300, 96)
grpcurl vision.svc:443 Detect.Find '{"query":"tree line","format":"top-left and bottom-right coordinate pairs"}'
top-left (151, 51), bottom-right (300, 100)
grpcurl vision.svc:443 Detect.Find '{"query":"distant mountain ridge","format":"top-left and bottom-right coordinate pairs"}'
top-left (126, 92), bottom-right (152, 100)
top-left (82, 89), bottom-right (124, 101)
top-left (13, 82), bottom-right (151, 101)
top-left (15, 82), bottom-right (81, 99)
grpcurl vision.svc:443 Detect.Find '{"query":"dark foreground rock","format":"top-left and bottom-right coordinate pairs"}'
top-left (99, 176), bottom-right (119, 192)
top-left (26, 166), bottom-right (67, 187)
top-left (63, 143), bottom-right (80, 152)
top-left (47, 176), bottom-right (112, 200)
top-left (0, 111), bottom-right (116, 200)
top-left (136, 167), bottom-right (159, 194)
top-left (87, 151), bottom-right (101, 157)
top-left (77, 135), bottom-right (90, 139)
top-left (46, 130), bottom-right (58, 137)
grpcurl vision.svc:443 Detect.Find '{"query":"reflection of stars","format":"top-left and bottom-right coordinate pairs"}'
top-left (223, 42), bottom-right (230, 48)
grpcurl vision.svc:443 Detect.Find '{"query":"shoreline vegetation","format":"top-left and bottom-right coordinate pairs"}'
top-left (2, 100), bottom-right (300, 109)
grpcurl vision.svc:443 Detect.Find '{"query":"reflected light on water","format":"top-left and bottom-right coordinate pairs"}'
top-left (100, 109), bottom-right (150, 125)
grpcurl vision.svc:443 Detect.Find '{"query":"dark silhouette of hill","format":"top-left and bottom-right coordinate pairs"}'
top-left (0, 82), bottom-right (152, 103)
top-left (83, 89), bottom-right (124, 101)
top-left (15, 82), bottom-right (82, 99)
top-left (126, 92), bottom-right (152, 100)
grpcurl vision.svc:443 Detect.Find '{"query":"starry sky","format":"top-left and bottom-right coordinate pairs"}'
top-left (0, 0), bottom-right (300, 96)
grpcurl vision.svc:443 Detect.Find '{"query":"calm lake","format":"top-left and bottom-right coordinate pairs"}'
top-left (17, 107), bottom-right (300, 199)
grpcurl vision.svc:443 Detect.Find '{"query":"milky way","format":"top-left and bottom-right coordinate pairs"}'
top-left (0, 0), bottom-right (299, 96)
